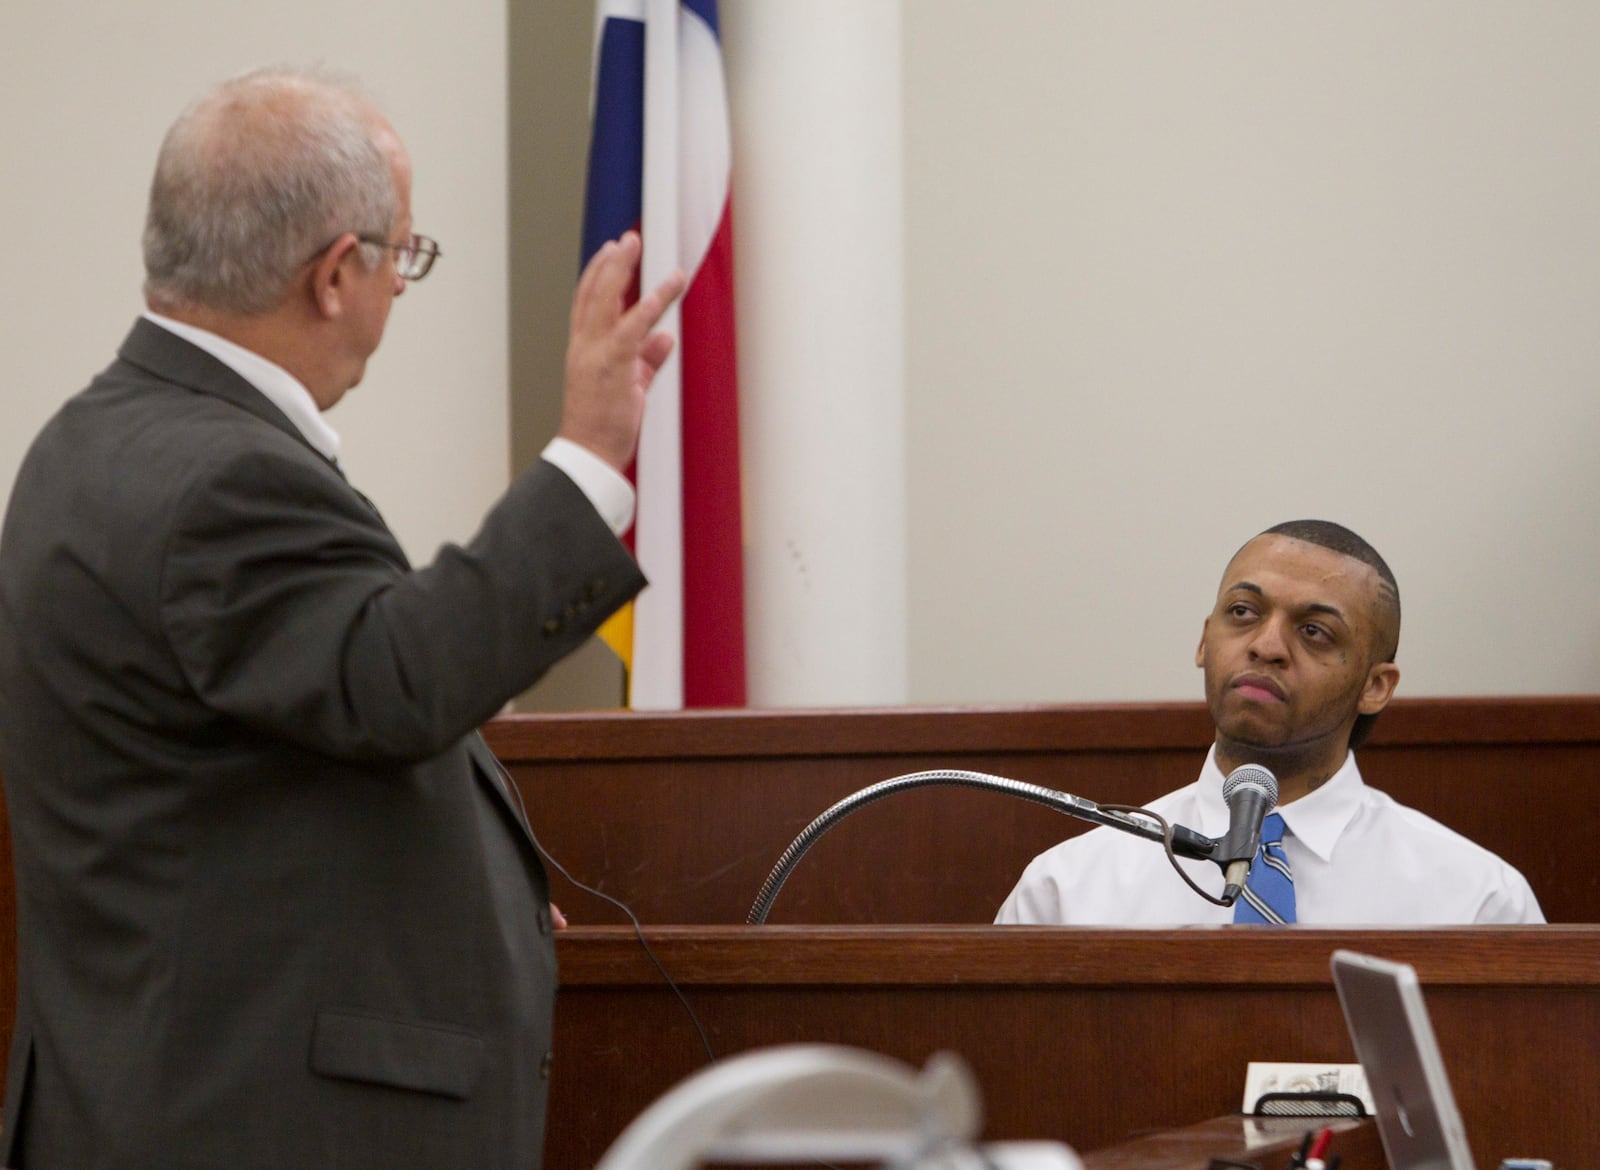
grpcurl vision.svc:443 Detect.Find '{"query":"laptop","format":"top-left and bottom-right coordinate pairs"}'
top-left (1329, 950), bottom-right (1477, 1170)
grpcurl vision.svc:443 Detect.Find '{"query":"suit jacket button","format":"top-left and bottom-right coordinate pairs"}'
top-left (542, 618), bottom-right (561, 637)
top-left (540, 1051), bottom-right (554, 1079)
top-left (537, 906), bottom-right (552, 935)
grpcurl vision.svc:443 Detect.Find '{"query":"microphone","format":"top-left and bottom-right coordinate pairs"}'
top-left (1216, 764), bottom-right (1279, 905)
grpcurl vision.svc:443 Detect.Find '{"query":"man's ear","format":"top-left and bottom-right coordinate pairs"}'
top-left (1357, 661), bottom-right (1401, 716)
top-left (308, 233), bottom-right (361, 320)
top-left (1194, 617), bottom-right (1210, 669)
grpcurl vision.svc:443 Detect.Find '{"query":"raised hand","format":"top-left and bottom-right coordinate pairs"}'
top-left (558, 231), bottom-right (688, 470)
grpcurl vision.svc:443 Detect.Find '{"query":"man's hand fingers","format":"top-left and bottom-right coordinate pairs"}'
top-left (618, 269), bottom-right (688, 346)
top-left (571, 232), bottom-right (645, 338)
top-left (590, 231), bottom-right (643, 318)
top-left (558, 234), bottom-right (686, 470)
top-left (569, 239), bottom-right (617, 335)
top-left (636, 332), bottom-right (678, 385)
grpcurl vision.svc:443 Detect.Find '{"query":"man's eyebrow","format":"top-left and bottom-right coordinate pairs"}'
top-left (1224, 582), bottom-right (1348, 623)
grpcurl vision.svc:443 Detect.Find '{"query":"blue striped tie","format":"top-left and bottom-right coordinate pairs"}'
top-left (1233, 812), bottom-right (1296, 924)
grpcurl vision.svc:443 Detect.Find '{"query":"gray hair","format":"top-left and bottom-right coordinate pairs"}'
top-left (143, 67), bottom-right (398, 316)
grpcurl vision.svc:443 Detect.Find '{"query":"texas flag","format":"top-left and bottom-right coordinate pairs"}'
top-left (581, 0), bottom-right (746, 708)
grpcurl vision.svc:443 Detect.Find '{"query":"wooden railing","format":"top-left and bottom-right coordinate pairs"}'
top-left (547, 926), bottom-right (1594, 1169)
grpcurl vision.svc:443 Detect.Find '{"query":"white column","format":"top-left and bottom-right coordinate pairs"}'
top-left (723, 0), bottom-right (907, 706)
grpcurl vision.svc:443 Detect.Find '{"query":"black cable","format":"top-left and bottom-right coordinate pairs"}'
top-left (499, 757), bottom-right (1012, 1170)
top-left (498, 757), bottom-right (857, 1169)
top-left (493, 756), bottom-right (717, 1064)
top-left (1098, 802), bottom-right (1232, 907)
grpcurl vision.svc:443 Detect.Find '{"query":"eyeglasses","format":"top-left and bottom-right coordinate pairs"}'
top-left (358, 233), bottom-right (442, 282)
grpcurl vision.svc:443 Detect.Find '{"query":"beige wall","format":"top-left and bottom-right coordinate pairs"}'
top-left (5, 3), bottom-right (1598, 710)
top-left (509, 2), bottom-right (630, 709)
top-left (903, 2), bottom-right (1600, 704)
top-left (0, 0), bottom-right (510, 590)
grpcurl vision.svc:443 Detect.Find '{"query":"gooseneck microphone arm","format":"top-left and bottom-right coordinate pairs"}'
top-left (745, 769), bottom-right (1220, 925)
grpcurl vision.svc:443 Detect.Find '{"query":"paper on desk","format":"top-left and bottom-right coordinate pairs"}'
top-left (1241, 1061), bottom-right (1374, 1114)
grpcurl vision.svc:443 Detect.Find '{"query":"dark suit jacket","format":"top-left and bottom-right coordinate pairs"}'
top-left (0, 319), bottom-right (646, 1169)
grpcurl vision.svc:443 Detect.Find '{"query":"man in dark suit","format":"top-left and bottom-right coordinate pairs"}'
top-left (0, 67), bottom-right (684, 1169)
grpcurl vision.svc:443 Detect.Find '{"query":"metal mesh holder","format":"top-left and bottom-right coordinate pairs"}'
top-left (1250, 1090), bottom-right (1368, 1118)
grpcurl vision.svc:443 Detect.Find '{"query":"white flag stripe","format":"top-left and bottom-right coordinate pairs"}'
top-left (675, 8), bottom-right (730, 276)
top-left (632, 0), bottom-right (686, 710)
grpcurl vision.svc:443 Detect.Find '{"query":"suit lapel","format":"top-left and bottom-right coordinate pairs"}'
top-left (465, 733), bottom-right (539, 849)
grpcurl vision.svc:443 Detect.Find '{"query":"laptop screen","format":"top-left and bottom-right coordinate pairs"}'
top-left (1330, 950), bottom-right (1477, 1170)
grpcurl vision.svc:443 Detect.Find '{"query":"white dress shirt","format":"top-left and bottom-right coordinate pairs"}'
top-left (142, 312), bottom-right (635, 535)
top-left (995, 747), bottom-right (1545, 926)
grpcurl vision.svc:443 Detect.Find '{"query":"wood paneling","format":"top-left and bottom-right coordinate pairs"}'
top-left (548, 926), bottom-right (1592, 1170)
top-left (487, 697), bottom-right (1600, 925)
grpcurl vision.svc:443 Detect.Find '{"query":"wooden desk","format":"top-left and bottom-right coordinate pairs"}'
top-left (549, 926), bottom-right (1590, 1170)
top-left (1079, 1115), bottom-right (1383, 1170)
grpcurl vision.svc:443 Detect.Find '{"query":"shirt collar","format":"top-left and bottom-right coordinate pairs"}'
top-left (1195, 744), bottom-right (1366, 863)
top-left (142, 310), bottom-right (342, 464)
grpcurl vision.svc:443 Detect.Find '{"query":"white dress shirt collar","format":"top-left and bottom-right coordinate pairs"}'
top-left (1194, 744), bottom-right (1365, 864)
top-left (142, 310), bottom-right (342, 464)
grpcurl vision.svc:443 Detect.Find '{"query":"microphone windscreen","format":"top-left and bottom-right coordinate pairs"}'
top-left (1222, 764), bottom-right (1279, 812)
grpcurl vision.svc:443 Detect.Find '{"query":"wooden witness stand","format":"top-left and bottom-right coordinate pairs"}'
top-left (0, 698), bottom-right (1595, 1168)
top-left (548, 927), bottom-right (1589, 1170)
top-left (486, 697), bottom-right (1600, 927)
top-left (491, 698), bottom-right (1598, 1170)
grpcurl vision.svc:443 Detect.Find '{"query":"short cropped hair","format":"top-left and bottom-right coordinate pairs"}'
top-left (143, 67), bottom-right (396, 316)
top-left (1260, 519), bottom-right (1400, 749)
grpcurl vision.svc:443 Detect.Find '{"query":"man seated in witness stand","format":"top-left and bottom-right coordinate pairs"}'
top-left (996, 520), bottom-right (1543, 926)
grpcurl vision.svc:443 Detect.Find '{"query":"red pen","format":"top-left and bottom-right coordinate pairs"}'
top-left (1304, 1126), bottom-right (1334, 1170)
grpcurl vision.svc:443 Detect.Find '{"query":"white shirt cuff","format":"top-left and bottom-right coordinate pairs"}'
top-left (540, 437), bottom-right (635, 536)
